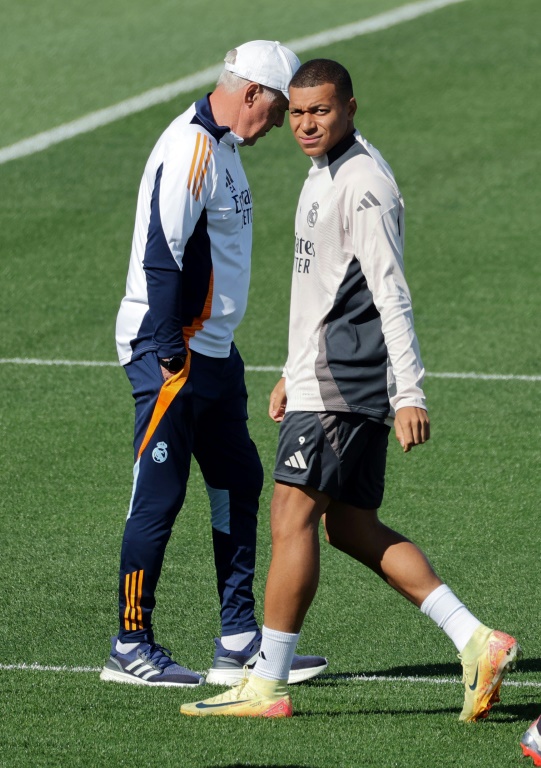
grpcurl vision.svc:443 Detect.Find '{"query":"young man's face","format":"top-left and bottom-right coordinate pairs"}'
top-left (288, 82), bottom-right (356, 157)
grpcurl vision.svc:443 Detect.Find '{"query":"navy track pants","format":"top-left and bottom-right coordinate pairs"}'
top-left (118, 345), bottom-right (263, 642)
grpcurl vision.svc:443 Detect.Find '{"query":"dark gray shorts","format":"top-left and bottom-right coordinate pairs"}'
top-left (273, 411), bottom-right (390, 509)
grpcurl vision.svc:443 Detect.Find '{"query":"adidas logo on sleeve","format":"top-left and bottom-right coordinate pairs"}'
top-left (356, 190), bottom-right (381, 212)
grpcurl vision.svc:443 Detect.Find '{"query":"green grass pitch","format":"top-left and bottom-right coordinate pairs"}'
top-left (1, 0), bottom-right (540, 766)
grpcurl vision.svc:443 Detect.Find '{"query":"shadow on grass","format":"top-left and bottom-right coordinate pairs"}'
top-left (295, 660), bottom-right (541, 722)
top-left (510, 658), bottom-right (541, 674)
top-left (305, 656), bottom-right (541, 684)
top-left (296, 706), bottom-right (458, 717)
top-left (483, 702), bottom-right (541, 723)
top-left (296, 703), bottom-right (540, 721)
top-left (312, 662), bottom-right (461, 681)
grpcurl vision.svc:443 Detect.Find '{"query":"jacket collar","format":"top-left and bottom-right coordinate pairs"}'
top-left (193, 94), bottom-right (230, 142)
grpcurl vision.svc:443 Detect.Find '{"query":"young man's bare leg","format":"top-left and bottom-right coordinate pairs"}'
top-left (246, 482), bottom-right (330, 684)
top-left (264, 482), bottom-right (330, 632)
top-left (323, 502), bottom-right (481, 651)
top-left (181, 489), bottom-right (520, 720)
top-left (323, 502), bottom-right (442, 607)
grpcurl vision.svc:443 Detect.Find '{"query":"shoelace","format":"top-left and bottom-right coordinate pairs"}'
top-left (142, 643), bottom-right (176, 670)
top-left (228, 668), bottom-right (251, 701)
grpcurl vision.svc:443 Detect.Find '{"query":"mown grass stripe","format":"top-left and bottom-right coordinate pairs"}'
top-left (0, 0), bottom-right (469, 165)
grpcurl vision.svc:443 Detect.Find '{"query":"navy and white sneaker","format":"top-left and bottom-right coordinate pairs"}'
top-left (100, 636), bottom-right (204, 687)
top-left (205, 631), bottom-right (328, 685)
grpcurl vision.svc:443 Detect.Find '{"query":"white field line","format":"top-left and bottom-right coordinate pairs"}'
top-left (424, 372), bottom-right (541, 383)
top-left (0, 358), bottom-right (119, 368)
top-left (335, 674), bottom-right (541, 689)
top-left (0, 358), bottom-right (540, 382)
top-left (1, 663), bottom-right (540, 690)
top-left (0, 663), bottom-right (101, 673)
top-left (0, 0), bottom-right (469, 166)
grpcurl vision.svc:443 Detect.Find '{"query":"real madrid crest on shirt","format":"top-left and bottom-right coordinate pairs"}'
top-left (307, 202), bottom-right (319, 228)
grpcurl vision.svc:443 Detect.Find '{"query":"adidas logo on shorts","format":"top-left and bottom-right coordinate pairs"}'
top-left (285, 451), bottom-right (307, 469)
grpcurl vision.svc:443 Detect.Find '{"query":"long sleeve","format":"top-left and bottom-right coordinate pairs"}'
top-left (143, 131), bottom-right (214, 358)
top-left (348, 179), bottom-right (426, 413)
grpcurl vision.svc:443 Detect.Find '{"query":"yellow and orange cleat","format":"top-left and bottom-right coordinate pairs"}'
top-left (459, 625), bottom-right (521, 722)
top-left (181, 672), bottom-right (292, 718)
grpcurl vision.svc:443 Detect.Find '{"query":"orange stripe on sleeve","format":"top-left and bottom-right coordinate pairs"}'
top-left (187, 133), bottom-right (202, 195)
top-left (193, 145), bottom-right (212, 202)
top-left (191, 135), bottom-right (209, 197)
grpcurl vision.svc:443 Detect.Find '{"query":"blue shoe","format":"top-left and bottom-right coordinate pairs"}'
top-left (205, 631), bottom-right (328, 685)
top-left (521, 715), bottom-right (541, 766)
top-left (100, 636), bottom-right (204, 687)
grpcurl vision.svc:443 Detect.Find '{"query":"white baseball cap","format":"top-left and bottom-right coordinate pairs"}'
top-left (224, 40), bottom-right (301, 98)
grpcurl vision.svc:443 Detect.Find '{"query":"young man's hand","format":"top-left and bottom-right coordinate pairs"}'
top-left (394, 406), bottom-right (430, 452)
top-left (269, 377), bottom-right (287, 422)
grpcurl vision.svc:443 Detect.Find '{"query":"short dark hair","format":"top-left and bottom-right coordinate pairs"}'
top-left (289, 59), bottom-right (353, 101)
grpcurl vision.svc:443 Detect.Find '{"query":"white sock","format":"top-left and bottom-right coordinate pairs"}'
top-left (220, 630), bottom-right (257, 651)
top-left (420, 584), bottom-right (482, 653)
top-left (252, 625), bottom-right (299, 681)
top-left (116, 640), bottom-right (140, 653)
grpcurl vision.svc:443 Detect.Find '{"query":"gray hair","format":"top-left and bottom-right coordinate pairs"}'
top-left (217, 49), bottom-right (282, 102)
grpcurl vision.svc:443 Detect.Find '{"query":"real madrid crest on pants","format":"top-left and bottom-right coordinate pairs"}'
top-left (152, 441), bottom-right (168, 463)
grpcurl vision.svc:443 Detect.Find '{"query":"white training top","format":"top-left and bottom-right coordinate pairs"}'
top-left (283, 130), bottom-right (426, 419)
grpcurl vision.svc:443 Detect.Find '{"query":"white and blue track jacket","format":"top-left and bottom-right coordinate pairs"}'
top-left (116, 95), bottom-right (253, 365)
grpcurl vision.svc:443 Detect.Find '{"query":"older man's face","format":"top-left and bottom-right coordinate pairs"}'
top-left (237, 88), bottom-right (289, 146)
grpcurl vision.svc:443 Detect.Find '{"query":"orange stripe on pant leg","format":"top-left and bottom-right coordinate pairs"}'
top-left (137, 354), bottom-right (192, 460)
top-left (124, 570), bottom-right (144, 631)
top-left (124, 573), bottom-right (132, 631)
top-left (136, 569), bottom-right (144, 629)
top-left (130, 570), bottom-right (138, 630)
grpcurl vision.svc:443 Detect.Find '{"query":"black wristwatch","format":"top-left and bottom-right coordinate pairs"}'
top-left (158, 354), bottom-right (186, 373)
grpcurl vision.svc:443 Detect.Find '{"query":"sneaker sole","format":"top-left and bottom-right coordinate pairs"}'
top-left (100, 666), bottom-right (204, 687)
top-left (205, 660), bottom-right (328, 686)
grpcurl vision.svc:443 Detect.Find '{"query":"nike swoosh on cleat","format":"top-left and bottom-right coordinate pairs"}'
top-left (469, 666), bottom-right (479, 691)
top-left (195, 700), bottom-right (250, 709)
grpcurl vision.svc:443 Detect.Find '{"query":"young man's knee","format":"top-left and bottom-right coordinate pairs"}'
top-left (323, 504), bottom-right (380, 547)
top-left (270, 482), bottom-right (326, 538)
